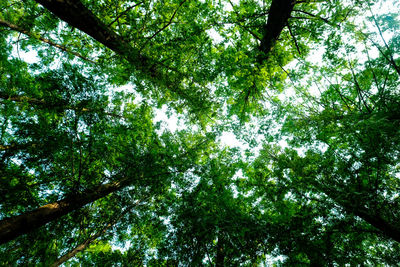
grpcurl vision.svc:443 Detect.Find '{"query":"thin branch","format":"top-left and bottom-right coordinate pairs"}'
top-left (107, 1), bottom-right (145, 27)
top-left (363, 41), bottom-right (379, 111)
top-left (366, 3), bottom-right (400, 76)
top-left (292, 9), bottom-right (332, 25)
top-left (51, 200), bottom-right (144, 267)
top-left (346, 57), bottom-right (371, 113)
top-left (140, 0), bottom-right (187, 50)
top-left (0, 18), bottom-right (96, 64)
top-left (227, 0), bottom-right (263, 41)
top-left (16, 32), bottom-right (22, 61)
top-left (298, 58), bottom-right (357, 110)
top-left (287, 23), bottom-right (301, 55)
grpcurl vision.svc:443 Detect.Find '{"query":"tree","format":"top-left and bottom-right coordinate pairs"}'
top-left (159, 150), bottom-right (269, 266)
top-left (1, 0), bottom-right (400, 265)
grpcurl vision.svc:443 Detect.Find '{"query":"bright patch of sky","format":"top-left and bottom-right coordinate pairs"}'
top-left (8, 36), bottom-right (39, 64)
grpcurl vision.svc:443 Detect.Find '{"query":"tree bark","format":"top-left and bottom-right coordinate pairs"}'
top-left (258, 0), bottom-right (296, 62)
top-left (215, 235), bottom-right (225, 267)
top-left (0, 91), bottom-right (124, 119)
top-left (0, 92), bottom-right (46, 106)
top-left (0, 178), bottom-right (129, 245)
top-left (50, 221), bottom-right (114, 267)
top-left (353, 208), bottom-right (400, 243)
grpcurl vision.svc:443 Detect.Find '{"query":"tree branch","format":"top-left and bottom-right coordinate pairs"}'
top-left (292, 9), bottom-right (332, 25)
top-left (140, 0), bottom-right (187, 50)
top-left (107, 1), bottom-right (145, 27)
top-left (0, 18), bottom-right (96, 63)
top-left (287, 23), bottom-right (301, 55)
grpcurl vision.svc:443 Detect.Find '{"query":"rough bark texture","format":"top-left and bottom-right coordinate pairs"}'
top-left (0, 179), bottom-right (129, 245)
top-left (258, 0), bottom-right (296, 62)
top-left (34, 0), bottom-right (127, 53)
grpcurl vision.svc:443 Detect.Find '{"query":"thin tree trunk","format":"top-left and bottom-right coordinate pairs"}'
top-left (51, 235), bottom-right (99, 267)
top-left (0, 92), bottom-right (46, 106)
top-left (215, 235), bottom-right (225, 267)
top-left (0, 18), bottom-right (95, 63)
top-left (0, 143), bottom-right (36, 152)
top-left (0, 92), bottom-right (124, 119)
top-left (50, 199), bottom-right (143, 267)
top-left (258, 0), bottom-right (296, 62)
top-left (0, 178), bottom-right (129, 245)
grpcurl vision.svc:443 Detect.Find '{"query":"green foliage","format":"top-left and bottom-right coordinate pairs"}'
top-left (1, 0), bottom-right (400, 265)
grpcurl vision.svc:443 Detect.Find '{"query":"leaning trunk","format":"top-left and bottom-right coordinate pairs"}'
top-left (353, 208), bottom-right (400, 243)
top-left (0, 179), bottom-right (129, 245)
top-left (318, 182), bottom-right (400, 243)
top-left (34, 0), bottom-right (162, 80)
top-left (50, 233), bottom-right (99, 267)
top-left (34, 0), bottom-right (196, 104)
top-left (258, 0), bottom-right (296, 62)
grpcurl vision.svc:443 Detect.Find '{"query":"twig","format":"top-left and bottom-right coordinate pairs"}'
top-left (0, 18), bottom-right (96, 64)
top-left (107, 1), bottom-right (145, 27)
top-left (140, 0), bottom-right (187, 50)
top-left (287, 23), bottom-right (300, 55)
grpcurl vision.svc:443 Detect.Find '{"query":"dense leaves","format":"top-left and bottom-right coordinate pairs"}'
top-left (1, 0), bottom-right (400, 265)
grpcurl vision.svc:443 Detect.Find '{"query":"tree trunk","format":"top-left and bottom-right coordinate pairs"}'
top-left (34, 0), bottom-right (196, 105)
top-left (0, 179), bottom-right (129, 245)
top-left (0, 92), bottom-right (123, 118)
top-left (50, 202), bottom-right (138, 267)
top-left (34, 0), bottom-right (160, 79)
top-left (318, 183), bottom-right (400, 243)
top-left (258, 0), bottom-right (296, 62)
top-left (215, 235), bottom-right (225, 267)
top-left (353, 208), bottom-right (400, 243)
top-left (0, 91), bottom-right (46, 106)
top-left (50, 227), bottom-right (107, 267)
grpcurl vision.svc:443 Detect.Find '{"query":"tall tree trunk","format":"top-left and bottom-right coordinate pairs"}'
top-left (34, 0), bottom-right (169, 82)
top-left (318, 183), bottom-right (400, 243)
top-left (258, 0), bottom-right (296, 62)
top-left (34, 0), bottom-right (131, 55)
top-left (0, 178), bottom-right (130, 245)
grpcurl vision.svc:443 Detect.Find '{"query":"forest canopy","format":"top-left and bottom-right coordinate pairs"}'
top-left (1, 0), bottom-right (400, 265)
